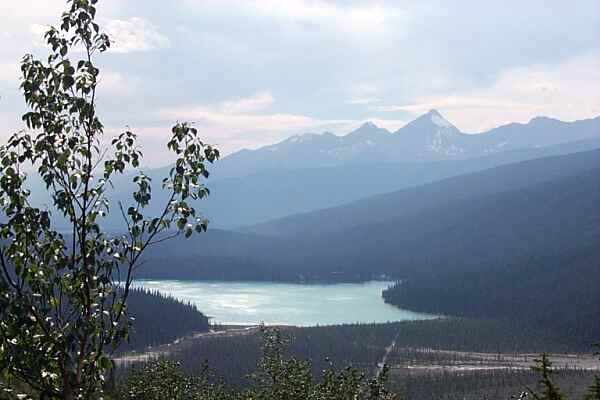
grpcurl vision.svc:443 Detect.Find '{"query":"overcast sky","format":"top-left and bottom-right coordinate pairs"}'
top-left (1, 0), bottom-right (599, 166)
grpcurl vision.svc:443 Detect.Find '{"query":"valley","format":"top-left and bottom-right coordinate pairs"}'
top-left (114, 319), bottom-right (600, 399)
top-left (113, 131), bottom-right (600, 397)
top-left (3, 2), bottom-right (599, 398)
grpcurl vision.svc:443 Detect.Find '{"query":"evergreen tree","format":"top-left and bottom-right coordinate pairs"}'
top-left (116, 327), bottom-right (396, 400)
top-left (585, 376), bottom-right (600, 400)
top-left (529, 354), bottom-right (564, 400)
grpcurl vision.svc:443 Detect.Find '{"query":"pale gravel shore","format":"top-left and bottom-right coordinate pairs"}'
top-left (114, 326), bottom-right (600, 376)
top-left (387, 348), bottom-right (600, 375)
top-left (113, 325), bottom-right (261, 366)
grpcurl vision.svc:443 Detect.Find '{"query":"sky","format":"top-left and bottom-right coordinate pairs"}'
top-left (1, 0), bottom-right (599, 167)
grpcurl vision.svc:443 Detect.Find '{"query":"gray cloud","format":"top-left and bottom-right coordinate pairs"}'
top-left (0, 0), bottom-right (598, 166)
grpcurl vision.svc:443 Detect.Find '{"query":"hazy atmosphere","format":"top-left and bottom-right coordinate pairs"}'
top-left (1, 0), bottom-right (599, 165)
top-left (1, 1), bottom-right (599, 399)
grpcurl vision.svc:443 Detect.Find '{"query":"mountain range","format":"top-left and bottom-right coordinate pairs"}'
top-left (86, 111), bottom-right (600, 347)
top-left (138, 147), bottom-right (600, 282)
top-left (213, 110), bottom-right (600, 178)
top-left (28, 111), bottom-right (600, 231)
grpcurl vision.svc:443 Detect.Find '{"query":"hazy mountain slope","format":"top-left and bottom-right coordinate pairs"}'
top-left (247, 148), bottom-right (600, 237)
top-left (107, 114), bottom-right (600, 231)
top-left (128, 161), bottom-right (600, 343)
top-left (472, 115), bottom-right (600, 150)
top-left (213, 122), bottom-right (393, 178)
top-left (75, 137), bottom-right (600, 231)
top-left (201, 140), bottom-right (600, 228)
top-left (26, 114), bottom-right (600, 231)
top-left (136, 156), bottom-right (600, 285)
top-left (135, 228), bottom-right (284, 281)
top-left (269, 167), bottom-right (600, 283)
top-left (384, 110), bottom-right (467, 160)
top-left (213, 111), bottom-right (600, 178)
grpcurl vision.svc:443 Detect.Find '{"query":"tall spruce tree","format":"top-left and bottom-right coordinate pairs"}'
top-left (529, 354), bottom-right (565, 400)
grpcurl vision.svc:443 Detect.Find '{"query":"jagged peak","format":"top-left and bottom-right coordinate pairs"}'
top-left (405, 109), bottom-right (454, 129)
top-left (346, 121), bottom-right (390, 141)
top-left (359, 121), bottom-right (378, 129)
top-left (425, 109), bottom-right (453, 128)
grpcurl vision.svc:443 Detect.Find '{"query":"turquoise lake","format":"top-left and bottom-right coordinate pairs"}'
top-left (132, 280), bottom-right (436, 326)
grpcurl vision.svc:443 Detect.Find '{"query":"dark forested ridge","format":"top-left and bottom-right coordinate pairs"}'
top-left (247, 147), bottom-right (600, 237)
top-left (121, 288), bottom-right (209, 352)
top-left (382, 244), bottom-right (600, 347)
top-left (132, 153), bottom-right (600, 346)
top-left (137, 151), bottom-right (600, 284)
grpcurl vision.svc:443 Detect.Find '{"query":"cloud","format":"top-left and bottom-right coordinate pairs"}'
top-left (220, 92), bottom-right (274, 114)
top-left (152, 91), bottom-right (411, 160)
top-left (1, 0), bottom-right (598, 167)
top-left (250, 1), bottom-right (398, 34)
top-left (160, 94), bottom-right (330, 140)
top-left (0, 63), bottom-right (20, 85)
top-left (98, 70), bottom-right (140, 96)
top-left (28, 23), bottom-right (50, 47)
top-left (185, 0), bottom-right (407, 38)
top-left (0, 1), bottom-right (63, 19)
top-left (155, 92), bottom-right (352, 154)
top-left (105, 17), bottom-right (169, 53)
top-left (375, 53), bottom-right (600, 132)
top-left (348, 97), bottom-right (380, 105)
top-left (347, 83), bottom-right (381, 105)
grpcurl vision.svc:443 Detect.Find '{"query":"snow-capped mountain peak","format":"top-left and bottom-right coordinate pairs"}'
top-left (215, 111), bottom-right (600, 178)
top-left (361, 121), bottom-right (378, 129)
top-left (428, 109), bottom-right (453, 128)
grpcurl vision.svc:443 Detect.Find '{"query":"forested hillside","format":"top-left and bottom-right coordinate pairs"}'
top-left (137, 151), bottom-right (600, 285)
top-left (248, 148), bottom-right (600, 236)
top-left (134, 157), bottom-right (600, 346)
top-left (382, 244), bottom-right (600, 346)
top-left (121, 288), bottom-right (210, 352)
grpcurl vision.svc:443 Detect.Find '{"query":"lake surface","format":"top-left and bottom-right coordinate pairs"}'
top-left (132, 280), bottom-right (436, 326)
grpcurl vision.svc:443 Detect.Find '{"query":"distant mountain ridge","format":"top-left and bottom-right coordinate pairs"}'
top-left (214, 111), bottom-right (600, 178)
top-left (245, 147), bottom-right (600, 237)
top-left (139, 148), bottom-right (600, 282)
top-left (26, 112), bottom-right (600, 230)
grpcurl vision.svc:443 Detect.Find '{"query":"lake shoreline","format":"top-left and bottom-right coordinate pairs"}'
top-left (130, 279), bottom-right (434, 326)
top-left (134, 277), bottom-right (401, 286)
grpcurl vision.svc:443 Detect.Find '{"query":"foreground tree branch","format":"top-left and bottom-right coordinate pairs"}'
top-left (0, 1), bottom-right (218, 398)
